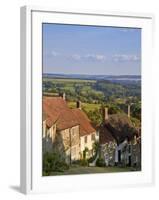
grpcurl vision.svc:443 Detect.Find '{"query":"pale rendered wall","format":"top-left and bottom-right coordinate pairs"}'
top-left (80, 132), bottom-right (97, 158)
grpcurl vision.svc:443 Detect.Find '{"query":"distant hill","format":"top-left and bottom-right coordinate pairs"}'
top-left (43, 73), bottom-right (141, 85)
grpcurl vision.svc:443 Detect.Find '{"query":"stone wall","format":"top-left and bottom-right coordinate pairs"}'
top-left (43, 124), bottom-right (80, 164)
top-left (100, 142), bottom-right (116, 166)
top-left (131, 143), bottom-right (141, 168)
top-left (59, 125), bottom-right (80, 163)
top-left (42, 121), bottom-right (56, 153)
top-left (100, 139), bottom-right (141, 168)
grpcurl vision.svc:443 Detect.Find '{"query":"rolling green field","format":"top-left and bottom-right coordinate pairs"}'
top-left (67, 101), bottom-right (101, 112)
top-left (43, 78), bottom-right (96, 83)
top-left (43, 77), bottom-right (141, 122)
top-left (42, 76), bottom-right (141, 176)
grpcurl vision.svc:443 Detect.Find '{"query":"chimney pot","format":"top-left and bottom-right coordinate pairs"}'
top-left (103, 107), bottom-right (108, 122)
top-left (76, 100), bottom-right (81, 109)
top-left (128, 104), bottom-right (131, 118)
top-left (62, 92), bottom-right (66, 100)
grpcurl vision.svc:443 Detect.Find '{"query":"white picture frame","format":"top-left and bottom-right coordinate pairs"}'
top-left (20, 6), bottom-right (154, 194)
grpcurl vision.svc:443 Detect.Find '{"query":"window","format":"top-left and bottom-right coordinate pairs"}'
top-left (84, 136), bottom-right (87, 143)
top-left (91, 134), bottom-right (95, 141)
top-left (118, 150), bottom-right (121, 162)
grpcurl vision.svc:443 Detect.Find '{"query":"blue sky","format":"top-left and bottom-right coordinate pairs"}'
top-left (43, 23), bottom-right (141, 75)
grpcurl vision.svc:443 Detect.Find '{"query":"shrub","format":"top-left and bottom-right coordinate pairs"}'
top-left (80, 159), bottom-right (88, 166)
top-left (43, 152), bottom-right (69, 175)
top-left (88, 155), bottom-right (95, 163)
top-left (82, 147), bottom-right (89, 160)
top-left (96, 158), bottom-right (105, 167)
top-left (88, 142), bottom-right (99, 163)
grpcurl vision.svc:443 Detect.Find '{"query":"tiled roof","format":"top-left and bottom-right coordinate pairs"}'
top-left (72, 108), bottom-right (96, 136)
top-left (43, 97), bottom-right (79, 130)
top-left (43, 97), bottom-right (95, 135)
top-left (56, 109), bottom-right (79, 130)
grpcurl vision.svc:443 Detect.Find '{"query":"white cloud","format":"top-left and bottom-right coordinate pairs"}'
top-left (112, 54), bottom-right (140, 62)
top-left (96, 54), bottom-right (106, 61)
top-left (50, 50), bottom-right (140, 63)
top-left (51, 51), bottom-right (59, 57)
top-left (68, 53), bottom-right (107, 62)
top-left (71, 54), bottom-right (81, 60)
top-left (84, 54), bottom-right (106, 61)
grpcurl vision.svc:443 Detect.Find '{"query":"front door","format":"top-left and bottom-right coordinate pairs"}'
top-left (118, 150), bottom-right (121, 162)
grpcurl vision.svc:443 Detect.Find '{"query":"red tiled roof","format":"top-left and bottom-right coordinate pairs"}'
top-left (72, 108), bottom-right (96, 136)
top-left (56, 109), bottom-right (79, 130)
top-left (43, 99), bottom-right (60, 126)
top-left (43, 97), bottom-right (79, 130)
top-left (43, 97), bottom-right (96, 135)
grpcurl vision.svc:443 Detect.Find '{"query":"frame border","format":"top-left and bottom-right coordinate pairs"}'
top-left (20, 6), bottom-right (154, 194)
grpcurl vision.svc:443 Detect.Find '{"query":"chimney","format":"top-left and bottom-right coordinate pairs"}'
top-left (62, 92), bottom-right (66, 100)
top-left (103, 107), bottom-right (108, 122)
top-left (128, 104), bottom-right (130, 118)
top-left (76, 100), bottom-right (81, 109)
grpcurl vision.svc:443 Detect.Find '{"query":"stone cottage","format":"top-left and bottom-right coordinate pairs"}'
top-left (99, 107), bottom-right (141, 168)
top-left (72, 101), bottom-right (99, 159)
top-left (42, 96), bottom-right (99, 164)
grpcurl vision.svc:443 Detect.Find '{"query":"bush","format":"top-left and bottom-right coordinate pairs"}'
top-left (82, 147), bottom-right (89, 160)
top-left (88, 142), bottom-right (99, 163)
top-left (88, 155), bottom-right (95, 163)
top-left (80, 159), bottom-right (88, 166)
top-left (43, 152), bottom-right (69, 175)
top-left (96, 158), bottom-right (105, 167)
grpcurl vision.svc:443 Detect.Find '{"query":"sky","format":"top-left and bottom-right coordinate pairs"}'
top-left (43, 23), bottom-right (141, 75)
